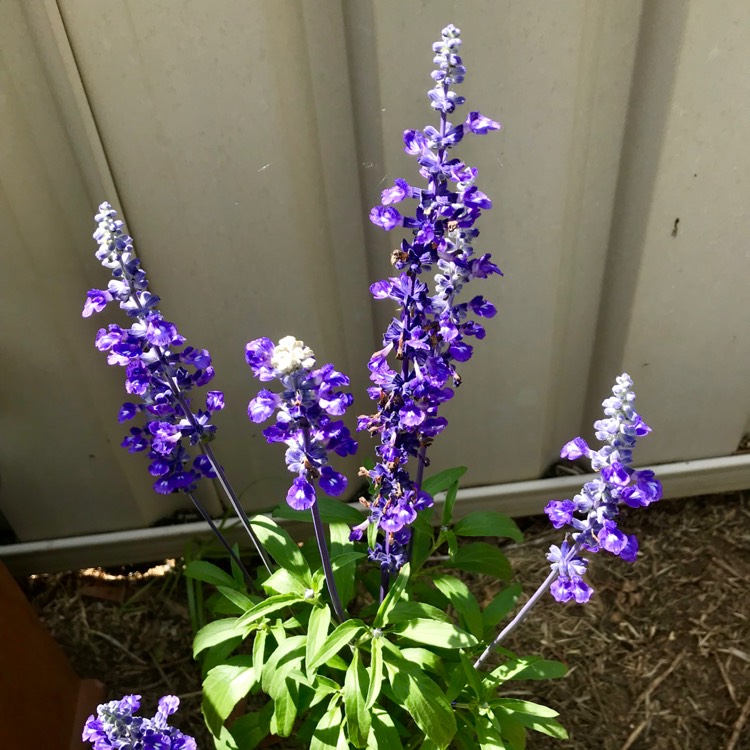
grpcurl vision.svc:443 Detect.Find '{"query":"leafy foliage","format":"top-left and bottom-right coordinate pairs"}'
top-left (186, 466), bottom-right (569, 749)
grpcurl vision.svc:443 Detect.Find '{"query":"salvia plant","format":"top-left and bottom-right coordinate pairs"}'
top-left (81, 25), bottom-right (662, 750)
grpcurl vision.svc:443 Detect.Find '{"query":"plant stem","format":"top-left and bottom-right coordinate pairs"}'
top-left (186, 492), bottom-right (253, 585)
top-left (475, 540), bottom-right (585, 670)
top-left (379, 534), bottom-right (391, 604)
top-left (160, 368), bottom-right (273, 574)
top-left (299, 424), bottom-right (346, 622)
top-left (473, 568), bottom-right (557, 670)
top-left (198, 441), bottom-right (274, 573)
top-left (311, 499), bottom-right (347, 623)
top-left (405, 444), bottom-right (429, 564)
top-left (118, 260), bottom-right (273, 573)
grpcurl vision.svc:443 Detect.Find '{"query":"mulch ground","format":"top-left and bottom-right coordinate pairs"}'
top-left (26, 490), bottom-right (750, 749)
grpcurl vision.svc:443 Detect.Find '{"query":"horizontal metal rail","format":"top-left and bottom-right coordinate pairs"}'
top-left (2, 454), bottom-right (749, 576)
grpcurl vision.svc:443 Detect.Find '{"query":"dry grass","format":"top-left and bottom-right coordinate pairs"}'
top-left (26, 491), bottom-right (750, 749)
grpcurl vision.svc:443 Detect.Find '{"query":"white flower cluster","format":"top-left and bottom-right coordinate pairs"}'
top-left (271, 335), bottom-right (316, 375)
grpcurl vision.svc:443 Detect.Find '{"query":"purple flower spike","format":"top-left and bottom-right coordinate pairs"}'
top-left (246, 336), bottom-right (357, 511)
top-left (357, 25), bottom-right (502, 572)
top-left (85, 203), bottom-right (224, 496)
top-left (83, 693), bottom-right (196, 750)
top-left (545, 374), bottom-right (661, 602)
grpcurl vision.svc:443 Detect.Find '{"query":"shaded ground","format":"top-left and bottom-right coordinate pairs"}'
top-left (26, 491), bottom-right (750, 749)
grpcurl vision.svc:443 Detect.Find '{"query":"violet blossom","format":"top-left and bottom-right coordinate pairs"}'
top-left (82, 694), bottom-right (196, 750)
top-left (356, 24), bottom-right (502, 573)
top-left (246, 336), bottom-right (357, 510)
top-left (85, 203), bottom-right (223, 496)
top-left (545, 373), bottom-right (662, 603)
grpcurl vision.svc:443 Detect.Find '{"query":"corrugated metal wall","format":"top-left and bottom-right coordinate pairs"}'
top-left (1, 0), bottom-right (749, 555)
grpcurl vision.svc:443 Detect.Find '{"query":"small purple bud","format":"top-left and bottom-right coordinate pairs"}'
top-left (206, 390), bottom-right (225, 412)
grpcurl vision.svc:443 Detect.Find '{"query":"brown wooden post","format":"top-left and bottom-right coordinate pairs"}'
top-left (0, 561), bottom-right (103, 749)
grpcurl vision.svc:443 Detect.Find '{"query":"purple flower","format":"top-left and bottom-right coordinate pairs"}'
top-left (465, 111), bottom-right (501, 135)
top-left (246, 336), bottom-right (357, 510)
top-left (287, 476), bottom-right (316, 510)
top-left (370, 205), bottom-right (404, 230)
top-left (82, 289), bottom-right (113, 317)
top-left (545, 374), bottom-right (661, 602)
top-left (82, 693), bottom-right (195, 750)
top-left (86, 203), bottom-right (223, 495)
top-left (560, 437), bottom-right (589, 460)
top-left (356, 26), bottom-right (502, 562)
top-left (206, 390), bottom-right (225, 412)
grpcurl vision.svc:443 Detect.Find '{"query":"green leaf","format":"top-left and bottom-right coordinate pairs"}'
top-left (482, 584), bottom-right (522, 635)
top-left (445, 661), bottom-right (469, 702)
top-left (217, 586), bottom-right (257, 612)
top-left (311, 704), bottom-right (343, 750)
top-left (399, 647), bottom-right (444, 676)
top-left (344, 648), bottom-right (371, 747)
top-left (392, 618), bottom-right (478, 649)
top-left (270, 678), bottom-right (298, 737)
top-left (252, 629), bottom-right (268, 677)
top-left (387, 600), bottom-right (452, 624)
top-left (493, 710), bottom-right (568, 740)
top-left (306, 605), bottom-right (332, 678)
top-left (493, 713), bottom-right (527, 750)
top-left (229, 544), bottom-right (246, 588)
top-left (374, 563), bottom-right (410, 627)
top-left (366, 708), bottom-right (404, 749)
top-left (186, 560), bottom-right (238, 589)
top-left (202, 656), bottom-right (256, 736)
top-left (421, 466), bottom-right (467, 498)
top-left (212, 702), bottom-right (273, 750)
top-left (330, 551), bottom-right (366, 569)
top-left (490, 656), bottom-right (568, 683)
top-left (459, 652), bottom-right (483, 699)
top-left (326, 653), bottom-right (349, 671)
top-left (201, 638), bottom-right (243, 678)
top-left (385, 652), bottom-right (456, 749)
top-left (307, 619), bottom-right (366, 671)
top-left (476, 715), bottom-right (508, 749)
top-left (329, 524), bottom-right (364, 608)
top-left (432, 575), bottom-right (484, 639)
top-left (249, 515), bottom-right (311, 582)
top-left (236, 593), bottom-right (301, 628)
top-left (491, 699), bottom-right (559, 718)
top-left (193, 617), bottom-right (248, 658)
top-left (442, 480), bottom-right (461, 526)
top-left (515, 658), bottom-right (567, 681)
top-left (261, 568), bottom-right (309, 597)
top-left (272, 497), bottom-right (365, 525)
top-left (261, 635), bottom-right (306, 694)
top-left (310, 675), bottom-right (341, 708)
top-left (366, 637), bottom-right (383, 708)
top-left (450, 543), bottom-right (512, 580)
top-left (453, 512), bottom-right (523, 542)
top-left (410, 512), bottom-right (435, 573)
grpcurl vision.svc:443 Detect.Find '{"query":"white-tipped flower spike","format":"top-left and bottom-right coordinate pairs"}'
top-left (270, 335), bottom-right (316, 375)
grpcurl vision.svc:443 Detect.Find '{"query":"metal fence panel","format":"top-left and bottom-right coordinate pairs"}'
top-left (1, 0), bottom-right (748, 552)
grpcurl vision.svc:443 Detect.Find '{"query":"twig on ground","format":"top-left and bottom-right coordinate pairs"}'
top-left (726, 694), bottom-right (750, 750)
